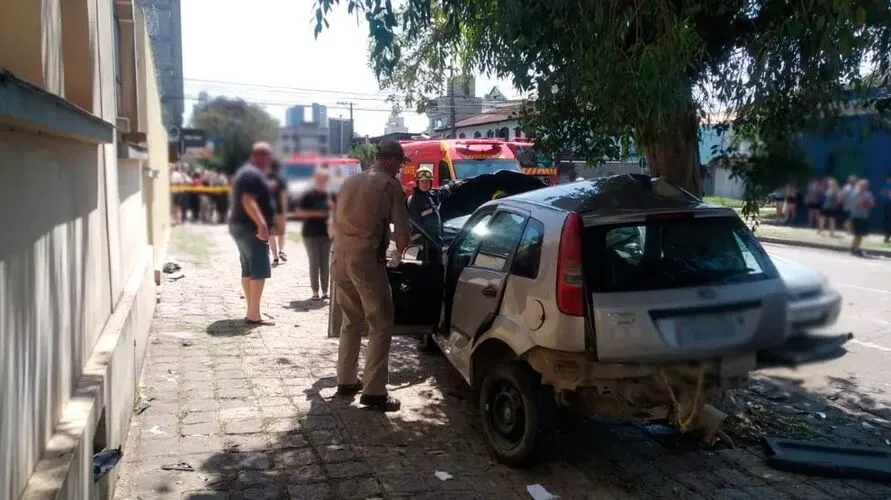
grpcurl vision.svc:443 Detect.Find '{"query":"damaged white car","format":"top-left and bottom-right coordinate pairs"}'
top-left (331, 171), bottom-right (852, 467)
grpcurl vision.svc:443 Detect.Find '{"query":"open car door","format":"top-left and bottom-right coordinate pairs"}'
top-left (326, 222), bottom-right (443, 338)
top-left (389, 223), bottom-right (444, 335)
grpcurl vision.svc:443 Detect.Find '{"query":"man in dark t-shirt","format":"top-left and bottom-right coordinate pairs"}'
top-left (229, 142), bottom-right (276, 325)
top-left (295, 168), bottom-right (334, 300)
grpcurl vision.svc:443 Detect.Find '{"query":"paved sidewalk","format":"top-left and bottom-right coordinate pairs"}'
top-left (114, 223), bottom-right (891, 499)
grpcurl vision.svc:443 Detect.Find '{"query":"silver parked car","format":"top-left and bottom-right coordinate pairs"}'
top-left (770, 255), bottom-right (842, 332)
top-left (384, 172), bottom-right (847, 467)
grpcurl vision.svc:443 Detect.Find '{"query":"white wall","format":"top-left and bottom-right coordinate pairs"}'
top-left (455, 118), bottom-right (523, 140)
top-left (0, 131), bottom-right (112, 499)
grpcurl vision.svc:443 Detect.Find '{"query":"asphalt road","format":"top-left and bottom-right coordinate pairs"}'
top-left (762, 242), bottom-right (891, 417)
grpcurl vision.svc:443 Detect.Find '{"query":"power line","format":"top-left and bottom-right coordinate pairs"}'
top-left (178, 94), bottom-right (497, 113)
top-left (179, 77), bottom-right (399, 99)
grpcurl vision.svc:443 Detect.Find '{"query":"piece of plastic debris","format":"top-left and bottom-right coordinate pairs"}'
top-left (527, 484), bottom-right (559, 500)
top-left (93, 447), bottom-right (123, 482)
top-left (160, 462), bottom-right (194, 471)
top-left (148, 425), bottom-right (166, 436)
top-left (165, 271), bottom-right (185, 281)
top-left (862, 421), bottom-right (875, 430)
top-left (885, 439), bottom-right (890, 446)
top-left (326, 445), bottom-right (345, 451)
top-left (434, 471), bottom-right (453, 481)
top-left (816, 412), bottom-right (827, 419)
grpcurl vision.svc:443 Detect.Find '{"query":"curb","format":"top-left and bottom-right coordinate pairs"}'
top-left (756, 236), bottom-right (891, 257)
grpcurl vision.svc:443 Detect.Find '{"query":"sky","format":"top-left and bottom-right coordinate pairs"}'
top-left (180, 0), bottom-right (520, 136)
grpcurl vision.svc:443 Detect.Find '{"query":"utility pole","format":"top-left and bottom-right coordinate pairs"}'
top-left (336, 100), bottom-right (354, 153)
top-left (449, 69), bottom-right (457, 139)
top-left (339, 114), bottom-right (344, 155)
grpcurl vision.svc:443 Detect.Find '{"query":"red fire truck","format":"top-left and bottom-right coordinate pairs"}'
top-left (398, 139), bottom-right (522, 196)
top-left (504, 140), bottom-right (558, 186)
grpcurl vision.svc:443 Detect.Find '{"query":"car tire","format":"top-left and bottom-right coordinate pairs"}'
top-left (479, 361), bottom-right (557, 468)
top-left (418, 331), bottom-right (440, 354)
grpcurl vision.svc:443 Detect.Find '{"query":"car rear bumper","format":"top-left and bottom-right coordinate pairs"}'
top-left (525, 346), bottom-right (756, 420)
top-left (788, 288), bottom-right (841, 332)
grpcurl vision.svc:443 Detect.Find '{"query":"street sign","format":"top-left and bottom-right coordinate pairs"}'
top-left (169, 128), bottom-right (206, 148)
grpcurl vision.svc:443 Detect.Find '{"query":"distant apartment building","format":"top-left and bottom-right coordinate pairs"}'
top-left (278, 102), bottom-right (345, 156)
top-left (384, 115), bottom-right (409, 134)
top-left (329, 117), bottom-right (354, 155)
top-left (136, 0), bottom-right (184, 128)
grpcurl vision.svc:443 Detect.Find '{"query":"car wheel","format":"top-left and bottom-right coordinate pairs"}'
top-left (479, 361), bottom-right (556, 468)
top-left (418, 331), bottom-right (440, 354)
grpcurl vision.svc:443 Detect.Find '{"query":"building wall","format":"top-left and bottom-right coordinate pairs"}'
top-left (136, 0), bottom-right (183, 128)
top-left (0, 132), bottom-right (113, 498)
top-left (0, 1), bottom-right (168, 497)
top-left (455, 118), bottom-right (523, 140)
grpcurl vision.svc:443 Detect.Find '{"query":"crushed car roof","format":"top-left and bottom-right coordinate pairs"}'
top-left (506, 174), bottom-right (712, 214)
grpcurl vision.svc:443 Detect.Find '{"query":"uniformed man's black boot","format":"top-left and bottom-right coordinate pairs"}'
top-left (335, 379), bottom-right (363, 397)
top-left (359, 394), bottom-right (401, 412)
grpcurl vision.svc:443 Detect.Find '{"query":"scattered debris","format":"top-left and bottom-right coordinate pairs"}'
top-left (160, 462), bottom-right (194, 472)
top-left (326, 445), bottom-right (345, 451)
top-left (134, 395), bottom-right (153, 415)
top-left (92, 447), bottom-right (123, 482)
top-left (164, 331), bottom-right (194, 340)
top-left (147, 425), bottom-right (166, 436)
top-left (863, 422), bottom-right (876, 430)
top-left (165, 271), bottom-right (185, 281)
top-left (765, 436), bottom-right (891, 482)
top-left (434, 471), bottom-right (453, 481)
top-left (162, 261), bottom-right (182, 274)
top-left (527, 484), bottom-right (559, 500)
top-left (425, 448), bottom-right (447, 456)
top-left (816, 412), bottom-right (827, 420)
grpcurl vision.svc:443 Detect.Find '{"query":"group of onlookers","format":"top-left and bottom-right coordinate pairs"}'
top-left (772, 174), bottom-right (891, 255)
top-left (169, 165), bottom-right (230, 224)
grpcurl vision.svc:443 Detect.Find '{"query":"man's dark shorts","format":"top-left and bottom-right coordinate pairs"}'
top-left (852, 217), bottom-right (870, 237)
top-left (229, 224), bottom-right (271, 279)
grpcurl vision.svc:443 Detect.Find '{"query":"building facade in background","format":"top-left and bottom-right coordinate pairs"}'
top-left (384, 114), bottom-right (409, 134)
top-left (278, 102), bottom-right (351, 156)
top-left (0, 1), bottom-right (170, 498)
top-left (136, 0), bottom-right (184, 128)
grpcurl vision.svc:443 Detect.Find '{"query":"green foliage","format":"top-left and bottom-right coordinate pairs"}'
top-left (348, 140), bottom-right (377, 170)
top-left (190, 96), bottom-right (279, 174)
top-left (315, 0), bottom-right (891, 211)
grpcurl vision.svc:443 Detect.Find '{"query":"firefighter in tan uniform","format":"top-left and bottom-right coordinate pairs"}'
top-left (332, 140), bottom-right (411, 412)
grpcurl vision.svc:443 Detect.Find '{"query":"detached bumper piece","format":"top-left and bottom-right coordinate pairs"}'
top-left (756, 332), bottom-right (853, 369)
top-left (765, 437), bottom-right (891, 482)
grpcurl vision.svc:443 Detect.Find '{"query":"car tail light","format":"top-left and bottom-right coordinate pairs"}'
top-left (556, 212), bottom-right (584, 316)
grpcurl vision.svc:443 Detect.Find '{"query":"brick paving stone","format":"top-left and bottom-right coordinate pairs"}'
top-left (114, 223), bottom-right (891, 499)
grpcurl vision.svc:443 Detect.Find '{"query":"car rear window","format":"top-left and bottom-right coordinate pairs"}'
top-left (584, 215), bottom-right (778, 293)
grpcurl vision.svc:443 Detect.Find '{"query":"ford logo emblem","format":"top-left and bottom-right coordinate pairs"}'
top-left (697, 288), bottom-right (718, 300)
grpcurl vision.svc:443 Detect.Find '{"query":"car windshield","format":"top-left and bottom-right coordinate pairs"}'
top-left (586, 215), bottom-right (777, 292)
top-left (511, 146), bottom-right (553, 168)
top-left (452, 159), bottom-right (521, 179)
top-left (280, 163), bottom-right (314, 180)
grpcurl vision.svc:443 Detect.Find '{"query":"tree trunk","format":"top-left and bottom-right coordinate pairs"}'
top-left (642, 105), bottom-right (702, 196)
